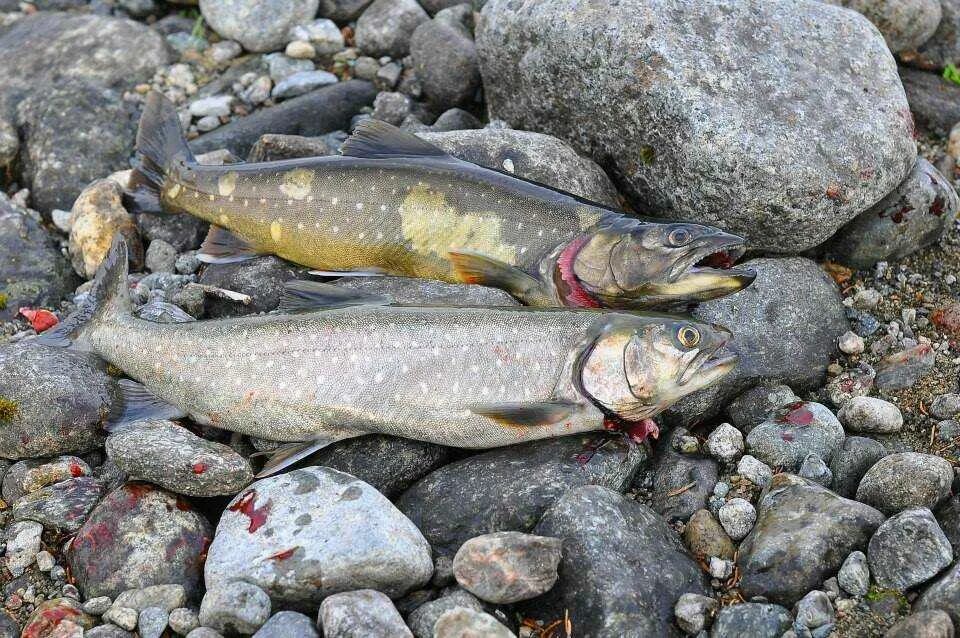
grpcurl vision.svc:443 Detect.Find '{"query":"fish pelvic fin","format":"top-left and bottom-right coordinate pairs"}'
top-left (255, 434), bottom-right (357, 478)
top-left (279, 279), bottom-right (390, 313)
top-left (340, 119), bottom-right (451, 160)
top-left (470, 400), bottom-right (583, 427)
top-left (37, 235), bottom-right (132, 349)
top-left (106, 379), bottom-right (187, 432)
top-left (198, 225), bottom-right (262, 264)
top-left (124, 91), bottom-right (195, 215)
top-left (448, 250), bottom-right (548, 305)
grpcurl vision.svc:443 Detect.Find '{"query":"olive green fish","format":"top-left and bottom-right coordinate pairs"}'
top-left (40, 237), bottom-right (737, 475)
top-left (126, 92), bottom-right (754, 310)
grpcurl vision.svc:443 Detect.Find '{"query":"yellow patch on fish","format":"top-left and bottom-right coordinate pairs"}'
top-left (279, 169), bottom-right (313, 201)
top-left (219, 214), bottom-right (230, 225)
top-left (399, 185), bottom-right (517, 264)
top-left (270, 219), bottom-right (282, 242)
top-left (218, 172), bottom-right (238, 197)
top-left (167, 183), bottom-right (182, 199)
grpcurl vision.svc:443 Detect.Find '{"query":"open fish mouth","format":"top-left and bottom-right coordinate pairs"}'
top-left (664, 233), bottom-right (755, 301)
top-left (679, 339), bottom-right (738, 386)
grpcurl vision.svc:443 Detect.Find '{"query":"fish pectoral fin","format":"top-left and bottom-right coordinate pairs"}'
top-left (448, 250), bottom-right (543, 301)
top-left (197, 225), bottom-right (262, 264)
top-left (256, 435), bottom-right (351, 478)
top-left (279, 280), bottom-right (391, 313)
top-left (307, 269), bottom-right (387, 277)
top-left (340, 119), bottom-right (452, 160)
top-left (106, 379), bottom-right (187, 432)
top-left (470, 401), bottom-right (583, 427)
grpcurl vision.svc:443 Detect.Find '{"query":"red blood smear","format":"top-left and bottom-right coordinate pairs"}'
top-left (18, 307), bottom-right (59, 332)
top-left (69, 462), bottom-right (84, 478)
top-left (268, 547), bottom-right (296, 560)
top-left (930, 196), bottom-right (946, 216)
top-left (784, 407), bottom-right (814, 426)
top-left (22, 604), bottom-right (81, 638)
top-left (781, 432), bottom-right (795, 442)
top-left (192, 462), bottom-right (207, 475)
top-left (228, 490), bottom-right (271, 533)
top-left (125, 482), bottom-right (153, 502)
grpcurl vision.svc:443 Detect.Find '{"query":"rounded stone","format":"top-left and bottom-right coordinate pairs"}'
top-left (822, 0), bottom-right (942, 53)
top-left (867, 508), bottom-right (954, 591)
top-left (199, 581), bottom-right (271, 635)
top-left (838, 396), bottom-right (903, 433)
top-left (837, 551), bottom-right (870, 597)
top-left (452, 531), bottom-right (562, 604)
top-left (433, 608), bottom-right (513, 638)
top-left (745, 401), bottom-right (846, 472)
top-left (718, 498), bottom-right (757, 542)
top-left (318, 591), bottom-right (407, 638)
top-left (856, 452), bottom-right (954, 515)
top-left (705, 423), bottom-right (745, 464)
top-left (355, 0), bottom-right (429, 58)
top-left (199, 0), bottom-right (320, 53)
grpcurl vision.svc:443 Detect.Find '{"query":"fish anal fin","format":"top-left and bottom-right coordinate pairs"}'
top-left (198, 225), bottom-right (261, 264)
top-left (107, 379), bottom-right (186, 432)
top-left (448, 250), bottom-right (542, 300)
top-left (471, 401), bottom-right (582, 427)
top-left (279, 280), bottom-right (390, 313)
top-left (256, 435), bottom-right (352, 478)
top-left (340, 119), bottom-right (451, 160)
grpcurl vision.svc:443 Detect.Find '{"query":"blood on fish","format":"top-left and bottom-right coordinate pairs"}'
top-left (268, 547), bottom-right (297, 560)
top-left (228, 490), bottom-right (271, 533)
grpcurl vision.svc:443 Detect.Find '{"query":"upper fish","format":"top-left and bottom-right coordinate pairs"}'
top-left (125, 92), bottom-right (755, 310)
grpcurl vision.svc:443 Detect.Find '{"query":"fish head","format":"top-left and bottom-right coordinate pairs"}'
top-left (568, 220), bottom-right (755, 308)
top-left (577, 316), bottom-right (736, 421)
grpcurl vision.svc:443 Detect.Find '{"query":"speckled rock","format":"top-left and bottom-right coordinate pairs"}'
top-left (726, 385), bottom-right (801, 434)
top-left (69, 179), bottom-right (144, 279)
top-left (114, 585), bottom-right (187, 612)
top-left (830, 436), bottom-right (889, 498)
top-left (856, 452), bottom-right (954, 515)
top-left (936, 496), bottom-right (960, 552)
top-left (319, 590), bottom-right (410, 638)
top-left (20, 599), bottom-right (95, 638)
top-left (199, 581), bottom-right (271, 635)
top-left (452, 532), bottom-right (562, 604)
top-left (521, 485), bottom-right (709, 636)
top-left (4, 520), bottom-right (42, 577)
top-left (397, 434), bottom-right (646, 558)
top-left (737, 474), bottom-right (885, 605)
top-left (745, 401), bottom-right (846, 472)
top-left (3, 455), bottom-right (90, 503)
top-left (355, 0), bottom-right (429, 58)
top-left (711, 603), bottom-right (792, 638)
top-left (916, 562), bottom-right (960, 626)
top-left (67, 483), bottom-right (212, 599)
top-left (821, 0), bottom-right (941, 53)
top-left (106, 420), bottom-right (252, 497)
top-left (868, 508), bottom-right (953, 591)
top-left (252, 611), bottom-right (318, 638)
top-left (205, 467), bottom-right (433, 607)
top-left (0, 344), bottom-right (114, 459)
top-left (884, 610), bottom-right (955, 638)
top-left (477, 0), bottom-right (916, 253)
top-left (407, 589), bottom-right (483, 638)
top-left (826, 363), bottom-right (877, 407)
top-left (13, 476), bottom-right (102, 532)
top-left (138, 607), bottom-right (169, 638)
top-left (199, 0), bottom-right (319, 52)
top-left (837, 396), bottom-right (904, 433)
top-left (718, 498), bottom-right (757, 542)
top-left (434, 608), bottom-right (513, 638)
top-left (875, 343), bottom-right (937, 390)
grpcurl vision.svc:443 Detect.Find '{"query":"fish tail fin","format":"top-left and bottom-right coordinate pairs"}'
top-left (124, 91), bottom-right (194, 215)
top-left (37, 235), bottom-right (132, 348)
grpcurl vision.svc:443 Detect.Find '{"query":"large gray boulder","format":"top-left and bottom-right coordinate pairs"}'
top-left (821, 0), bottom-right (941, 53)
top-left (477, 0), bottom-right (916, 253)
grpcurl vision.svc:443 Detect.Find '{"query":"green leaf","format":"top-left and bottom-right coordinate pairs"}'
top-left (943, 64), bottom-right (960, 86)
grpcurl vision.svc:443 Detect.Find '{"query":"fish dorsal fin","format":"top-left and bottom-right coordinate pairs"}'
top-left (340, 119), bottom-right (451, 160)
top-left (198, 225), bottom-right (261, 264)
top-left (279, 279), bottom-right (390, 313)
top-left (256, 434), bottom-right (356, 478)
top-left (107, 379), bottom-right (186, 432)
top-left (471, 401), bottom-right (582, 427)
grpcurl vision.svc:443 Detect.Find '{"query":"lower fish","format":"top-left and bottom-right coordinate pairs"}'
top-left (125, 92), bottom-right (755, 310)
top-left (41, 238), bottom-right (737, 475)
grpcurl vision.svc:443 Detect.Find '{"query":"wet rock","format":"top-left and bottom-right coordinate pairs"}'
top-left (824, 158), bottom-right (959, 268)
top-left (856, 452), bottom-right (954, 515)
top-left (727, 385), bottom-right (801, 434)
top-left (13, 476), bottom-right (102, 532)
top-left (917, 559), bottom-right (960, 625)
top-left (523, 485), bottom-right (709, 636)
top-left (884, 610), bottom-right (955, 638)
top-left (355, 0), bottom-right (429, 58)
top-left (838, 397), bottom-right (904, 433)
top-left (397, 434), bottom-right (645, 558)
top-left (418, 128), bottom-right (619, 207)
top-left (0, 195), bottom-right (76, 321)
top-left (745, 402), bottom-right (846, 472)
top-left (684, 508), bottom-right (736, 561)
top-left (711, 603), bottom-right (792, 638)
top-left (407, 589), bottom-right (483, 638)
top-left (798, 453), bottom-right (833, 487)
top-left (674, 593), bottom-right (718, 635)
top-left (106, 420), bottom-right (253, 497)
top-left (868, 508), bottom-right (953, 591)
top-left (913, 0), bottom-right (960, 68)
top-left (205, 467), bottom-right (433, 607)
top-left (738, 455), bottom-right (774, 489)
top-left (434, 608), bottom-right (513, 638)
top-left (706, 423), bottom-right (745, 464)
top-left (198, 256), bottom-right (309, 317)
top-left (838, 550), bottom-right (871, 597)
top-left (333, 277), bottom-right (517, 308)
top-left (477, 0), bottom-right (915, 253)
top-left (452, 532), bottom-right (561, 604)
top-left (875, 343), bottom-right (937, 391)
top-left (830, 435), bottom-right (889, 498)
top-left (114, 585), bottom-right (187, 612)
top-left (737, 474), bottom-right (885, 605)
top-left (69, 179), bottom-right (143, 279)
top-left (200, 0), bottom-right (319, 52)
top-left (4, 520), bottom-right (42, 577)
top-left (21, 599), bottom-right (94, 638)
top-left (410, 17), bottom-right (480, 110)
top-left (319, 590), bottom-right (410, 638)
top-left (718, 498), bottom-right (756, 541)
top-left (650, 429), bottom-right (718, 522)
top-left (67, 483), bottom-right (212, 599)
top-left (199, 581), bottom-right (271, 635)
top-left (821, 0), bottom-right (941, 53)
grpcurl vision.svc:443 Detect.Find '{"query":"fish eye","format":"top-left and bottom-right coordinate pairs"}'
top-left (677, 325), bottom-right (700, 348)
top-left (667, 227), bottom-right (693, 247)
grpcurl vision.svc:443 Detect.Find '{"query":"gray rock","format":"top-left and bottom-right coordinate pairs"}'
top-left (355, 0), bottom-right (429, 58)
top-left (824, 158), bottom-right (959, 268)
top-left (674, 593), bottom-right (718, 635)
top-left (205, 467), bottom-right (433, 607)
top-left (931, 394), bottom-right (960, 420)
top-left (522, 485), bottom-right (709, 637)
top-left (410, 18), bottom-right (480, 109)
top-left (433, 608), bottom-right (513, 638)
top-left (138, 607), bottom-right (168, 638)
top-left (718, 498), bottom-right (756, 542)
top-left (884, 610), bottom-right (955, 638)
top-left (452, 532), bottom-right (562, 604)
top-left (430, 108), bottom-right (482, 132)
top-left (187, 629), bottom-right (224, 638)
top-left (318, 0), bottom-right (374, 21)
top-left (936, 496), bottom-right (960, 552)
top-left (145, 240), bottom-right (177, 274)
top-left (102, 607), bottom-right (138, 632)
top-left (710, 603), bottom-right (792, 638)
top-left (333, 277), bottom-right (517, 308)
top-left (737, 474), bottom-right (885, 605)
top-left (371, 91), bottom-right (413, 125)
top-left (198, 256), bottom-right (310, 317)
top-left (821, 0), bottom-right (941, 53)
top-left (684, 508), bottom-right (736, 561)
top-left (794, 590), bottom-right (834, 629)
top-left (826, 363), bottom-right (876, 408)
top-left (247, 133), bottom-right (340, 162)
top-left (113, 585), bottom-right (186, 613)
top-left (169, 608), bottom-right (200, 635)
top-left (106, 420), bottom-right (253, 497)
top-left (913, 0), bottom-right (960, 68)
top-left (85, 626), bottom-right (133, 638)
top-left (917, 560), bottom-right (960, 626)
top-left (200, 0), bottom-right (319, 52)
top-left (745, 402), bottom-right (846, 472)
top-left (4, 520), bottom-right (42, 578)
top-left (265, 53), bottom-right (315, 83)
top-left (856, 452), bottom-right (954, 515)
top-left (798, 454), bottom-right (833, 487)
top-left (868, 508), bottom-right (953, 591)
top-left (737, 455), bottom-right (773, 489)
top-left (900, 67), bottom-right (960, 138)
top-left (830, 436), bottom-right (889, 498)
top-left (417, 128), bottom-right (620, 207)
top-left (83, 597), bottom-right (113, 616)
top-left (477, 0), bottom-right (916, 253)
top-left (272, 70), bottom-right (339, 99)
top-left (289, 19), bottom-right (345, 56)
top-left (650, 428), bottom-right (718, 522)
top-left (2, 456), bottom-right (91, 503)
top-left (319, 590), bottom-right (410, 638)
top-left (727, 385), bottom-right (801, 434)
top-left (838, 551), bottom-right (870, 597)
top-left (838, 397), bottom-right (904, 433)
top-left (12, 476), bottom-right (102, 532)
top-left (252, 611), bottom-right (318, 638)
top-left (706, 423), bottom-right (745, 464)
top-left (407, 590), bottom-right (483, 638)
top-left (397, 434), bottom-right (646, 558)
top-left (189, 96), bottom-right (234, 119)
top-left (875, 343), bottom-right (937, 391)
top-left (199, 581), bottom-right (271, 635)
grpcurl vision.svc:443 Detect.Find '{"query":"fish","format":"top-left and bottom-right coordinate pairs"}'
top-left (125, 91), bottom-right (755, 310)
top-left (40, 237), bottom-right (738, 475)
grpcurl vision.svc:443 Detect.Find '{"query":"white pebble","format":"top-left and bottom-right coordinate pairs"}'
top-left (737, 455), bottom-right (773, 488)
top-left (705, 423), bottom-right (744, 463)
top-left (838, 330), bottom-right (864, 355)
top-left (718, 498), bottom-right (756, 541)
top-left (837, 396), bottom-right (903, 433)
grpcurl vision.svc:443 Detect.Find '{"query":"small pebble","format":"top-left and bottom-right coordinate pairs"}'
top-left (103, 606), bottom-right (138, 632)
top-left (169, 608), bottom-right (200, 635)
top-left (709, 556), bottom-right (734, 580)
top-left (798, 453), bottom-right (833, 487)
top-left (674, 593), bottom-right (719, 634)
top-left (837, 551), bottom-right (870, 597)
top-left (838, 331), bottom-right (865, 355)
top-left (83, 597), bottom-right (113, 616)
top-left (285, 40), bottom-right (316, 59)
top-left (718, 498), bottom-right (756, 541)
top-left (138, 607), bottom-right (169, 638)
top-left (705, 423), bottom-right (744, 464)
top-left (837, 396), bottom-right (903, 433)
top-left (195, 116), bottom-right (222, 132)
top-left (198, 581), bottom-right (271, 635)
top-left (737, 455), bottom-right (773, 488)
top-left (794, 590), bottom-right (834, 629)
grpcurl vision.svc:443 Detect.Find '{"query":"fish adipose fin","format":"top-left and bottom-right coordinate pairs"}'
top-left (198, 226), bottom-right (262, 264)
top-left (279, 280), bottom-right (390, 313)
top-left (256, 436), bottom-right (353, 478)
top-left (124, 91), bottom-right (196, 215)
top-left (37, 235), bottom-right (132, 349)
top-left (106, 379), bottom-right (186, 432)
top-left (471, 401), bottom-right (582, 427)
top-left (340, 119), bottom-right (451, 160)
top-left (448, 250), bottom-right (544, 304)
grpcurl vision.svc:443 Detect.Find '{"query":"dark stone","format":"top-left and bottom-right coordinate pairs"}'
top-left (711, 603), bottom-right (792, 638)
top-left (246, 133), bottom-right (342, 162)
top-left (875, 343), bottom-right (937, 391)
top-left (936, 496), bottom-right (960, 553)
top-left (916, 560), bottom-right (960, 626)
top-left (136, 213), bottom-right (208, 254)
top-left (410, 19), bottom-right (480, 110)
top-left (649, 429), bottom-right (718, 522)
top-left (12, 476), bottom-right (103, 533)
top-left (830, 436), bottom-right (889, 499)
top-left (197, 256), bottom-right (310, 317)
top-left (900, 67), bottom-right (960, 136)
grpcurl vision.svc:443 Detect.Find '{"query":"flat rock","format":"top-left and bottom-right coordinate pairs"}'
top-left (477, 0), bottom-right (916, 253)
top-left (13, 476), bottom-right (102, 532)
top-left (205, 467), bottom-right (433, 608)
top-left (319, 590), bottom-right (411, 638)
top-left (114, 585), bottom-right (187, 613)
top-left (837, 396), bottom-right (904, 433)
top-left (452, 531), bottom-right (562, 604)
top-left (745, 401), bottom-right (846, 472)
top-left (875, 343), bottom-right (937, 390)
top-left (396, 434), bottom-right (647, 558)
top-left (868, 508), bottom-right (953, 591)
top-left (200, 0), bottom-right (319, 52)
top-left (856, 452), bottom-right (954, 515)
top-left (710, 603), bottom-right (792, 638)
top-left (737, 474), bottom-right (885, 606)
top-left (2, 455), bottom-right (90, 503)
